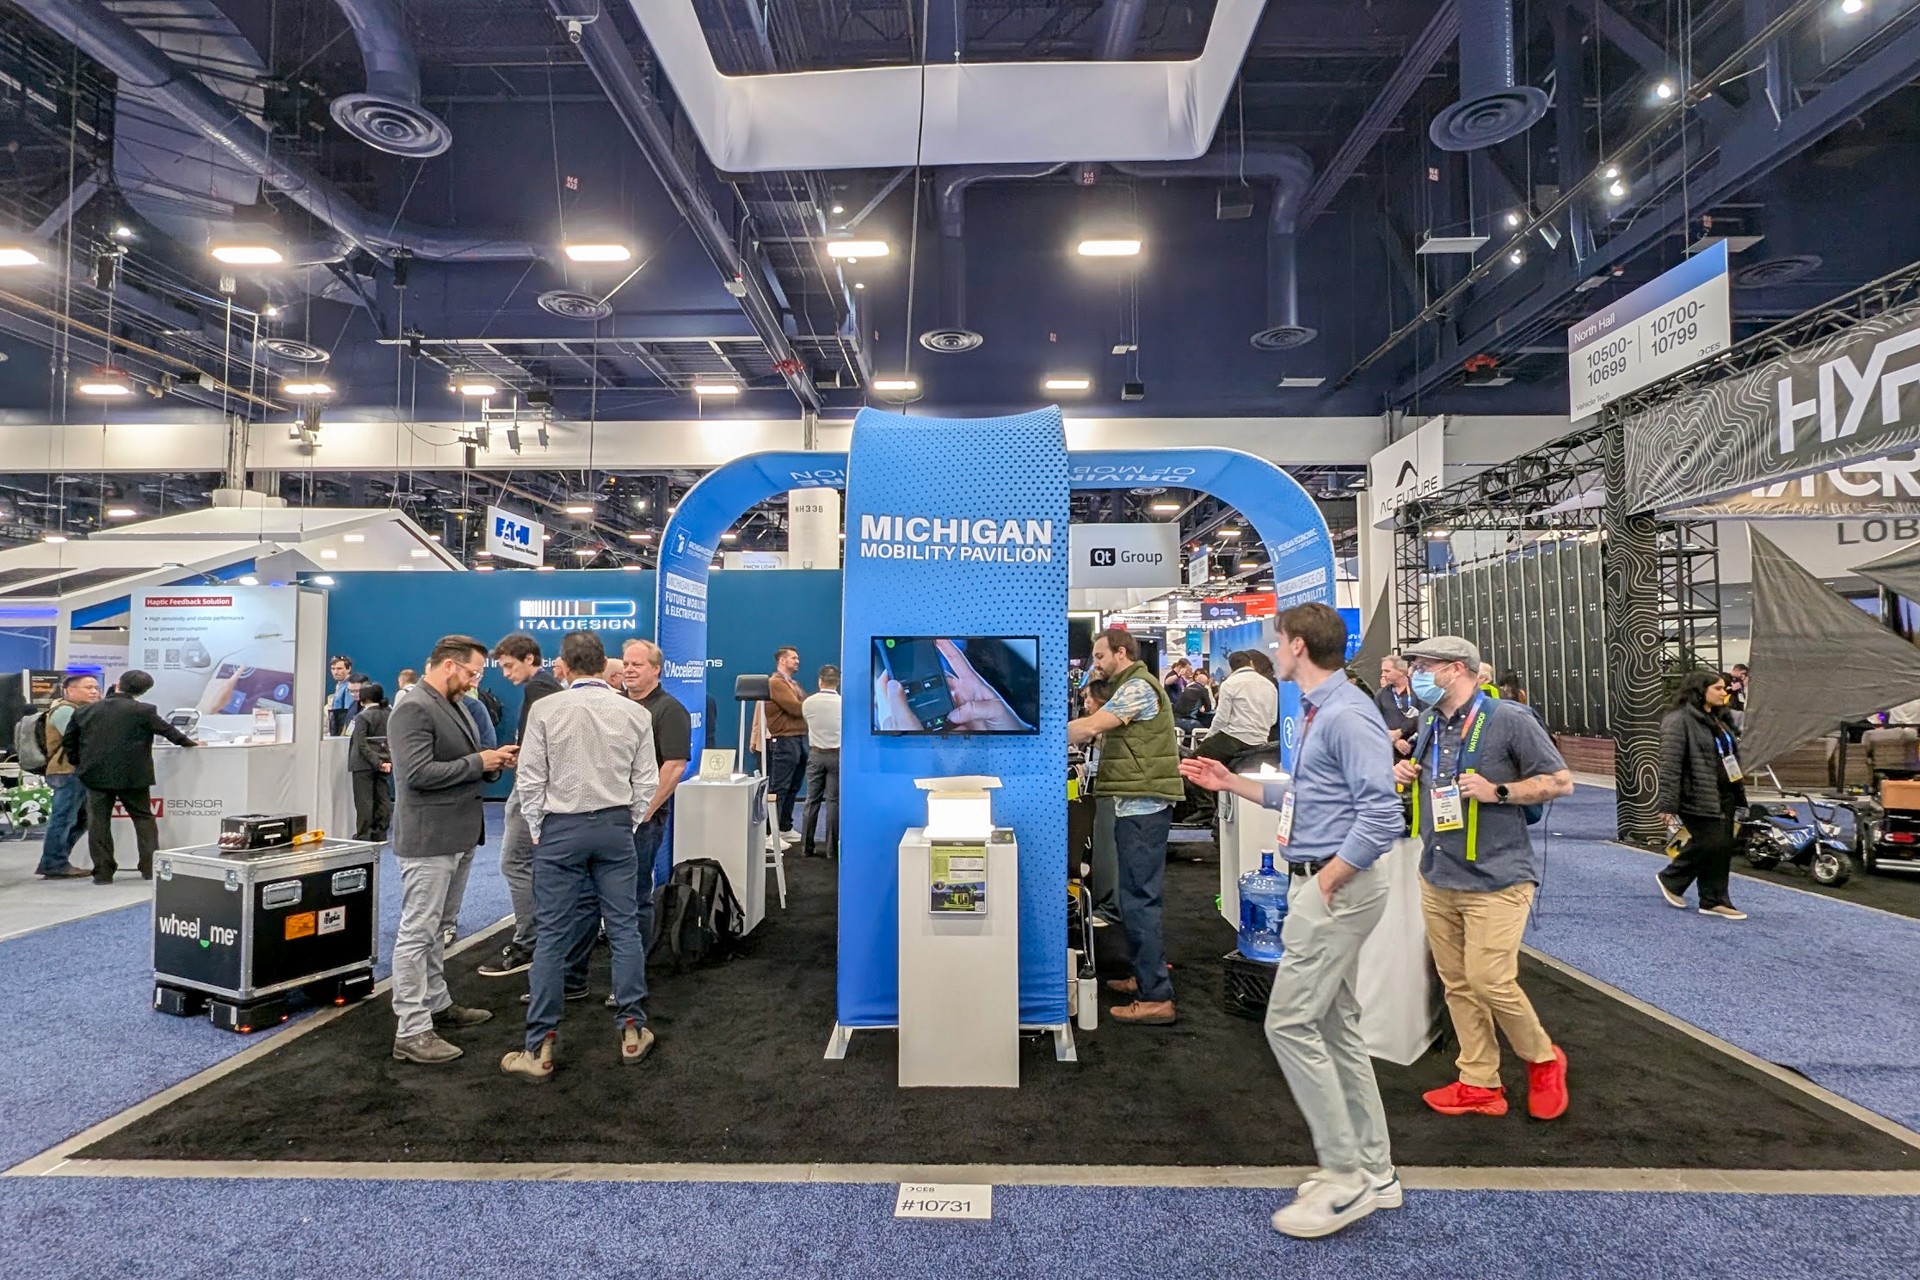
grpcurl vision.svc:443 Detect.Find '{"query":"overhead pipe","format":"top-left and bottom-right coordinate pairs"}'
top-left (1428, 0), bottom-right (1549, 151)
top-left (10, 0), bottom-right (542, 262)
top-left (1108, 146), bottom-right (1318, 349)
top-left (924, 163), bottom-right (1069, 352)
top-left (551, 2), bottom-right (822, 412)
top-left (327, 0), bottom-right (454, 157)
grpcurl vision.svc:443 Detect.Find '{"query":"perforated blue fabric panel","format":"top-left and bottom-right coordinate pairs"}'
top-left (837, 408), bottom-right (1071, 1028)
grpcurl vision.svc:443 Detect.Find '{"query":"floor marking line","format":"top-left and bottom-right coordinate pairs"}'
top-left (14, 1158), bottom-right (1920, 1196)
top-left (1521, 943), bottom-right (1920, 1151)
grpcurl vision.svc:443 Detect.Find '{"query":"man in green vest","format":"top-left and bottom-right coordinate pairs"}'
top-left (1068, 627), bottom-right (1184, 1025)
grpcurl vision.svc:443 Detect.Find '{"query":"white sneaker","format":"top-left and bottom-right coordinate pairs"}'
top-left (1294, 1167), bottom-right (1403, 1211)
top-left (779, 829), bottom-right (802, 847)
top-left (1270, 1171), bottom-right (1381, 1239)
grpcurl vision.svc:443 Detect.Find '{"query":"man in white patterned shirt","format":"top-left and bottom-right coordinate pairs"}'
top-left (502, 630), bottom-right (659, 1082)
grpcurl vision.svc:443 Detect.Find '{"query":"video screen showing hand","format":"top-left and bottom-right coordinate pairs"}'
top-left (872, 637), bottom-right (1038, 735)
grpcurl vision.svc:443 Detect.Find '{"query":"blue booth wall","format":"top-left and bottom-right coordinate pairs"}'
top-left (0, 626), bottom-right (54, 673)
top-left (323, 569), bottom-right (842, 760)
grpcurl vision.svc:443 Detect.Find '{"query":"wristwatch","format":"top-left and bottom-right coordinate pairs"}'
top-left (1494, 784), bottom-right (1511, 804)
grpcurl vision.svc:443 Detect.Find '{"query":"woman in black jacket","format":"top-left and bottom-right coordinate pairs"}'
top-left (1655, 670), bottom-right (1749, 920)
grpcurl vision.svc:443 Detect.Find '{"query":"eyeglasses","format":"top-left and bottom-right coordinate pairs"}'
top-left (1408, 658), bottom-right (1462, 674)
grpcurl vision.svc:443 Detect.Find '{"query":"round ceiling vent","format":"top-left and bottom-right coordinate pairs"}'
top-left (539, 289), bottom-right (614, 321)
top-left (330, 94), bottom-right (452, 159)
top-left (259, 338), bottom-right (330, 362)
top-left (1428, 87), bottom-right (1551, 152)
top-left (919, 327), bottom-right (984, 354)
top-left (1734, 255), bottom-right (1823, 289)
top-left (1251, 324), bottom-right (1318, 352)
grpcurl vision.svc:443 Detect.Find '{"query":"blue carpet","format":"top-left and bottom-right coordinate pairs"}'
top-left (1526, 787), bottom-right (1920, 1129)
top-left (0, 1178), bottom-right (1914, 1278)
top-left (0, 808), bottom-right (511, 1170)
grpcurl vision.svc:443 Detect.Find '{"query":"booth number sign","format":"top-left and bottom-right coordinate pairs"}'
top-left (894, 1183), bottom-right (992, 1220)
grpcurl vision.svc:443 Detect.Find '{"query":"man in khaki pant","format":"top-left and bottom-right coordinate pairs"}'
top-left (1395, 637), bottom-right (1575, 1120)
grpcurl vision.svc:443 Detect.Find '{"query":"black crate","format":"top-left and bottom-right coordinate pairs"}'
top-left (1222, 950), bottom-right (1278, 1021)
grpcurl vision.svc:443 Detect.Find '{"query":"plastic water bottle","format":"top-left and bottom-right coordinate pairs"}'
top-left (1237, 849), bottom-right (1289, 962)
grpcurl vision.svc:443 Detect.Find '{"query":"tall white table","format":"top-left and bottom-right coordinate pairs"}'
top-left (896, 827), bottom-right (1020, 1088)
top-left (672, 775), bottom-right (770, 935)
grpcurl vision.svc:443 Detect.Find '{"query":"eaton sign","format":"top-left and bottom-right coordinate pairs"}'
top-left (485, 504), bottom-right (545, 567)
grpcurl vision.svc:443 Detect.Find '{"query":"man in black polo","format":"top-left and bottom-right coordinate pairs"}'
top-left (623, 639), bottom-right (691, 889)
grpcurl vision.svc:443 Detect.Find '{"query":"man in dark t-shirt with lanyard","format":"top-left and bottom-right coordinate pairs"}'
top-left (623, 639), bottom-right (692, 889)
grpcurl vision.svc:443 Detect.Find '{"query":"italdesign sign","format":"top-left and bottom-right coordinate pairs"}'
top-left (516, 598), bottom-right (638, 632)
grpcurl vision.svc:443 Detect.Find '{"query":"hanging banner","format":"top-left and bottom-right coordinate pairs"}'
top-left (1684, 450), bottom-right (1920, 518)
top-left (1569, 240), bottom-right (1730, 419)
top-left (1622, 299), bottom-right (1920, 515)
top-left (1366, 417), bottom-right (1445, 524)
top-left (1068, 522), bottom-right (1181, 588)
top-left (485, 505), bottom-right (544, 567)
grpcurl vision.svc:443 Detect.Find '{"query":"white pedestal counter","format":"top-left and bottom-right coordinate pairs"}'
top-left (76, 743), bottom-right (302, 863)
top-left (896, 827), bottom-right (1020, 1088)
top-left (672, 775), bottom-right (770, 936)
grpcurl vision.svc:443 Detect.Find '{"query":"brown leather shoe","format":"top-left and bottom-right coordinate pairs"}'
top-left (1109, 1000), bottom-right (1176, 1025)
top-left (38, 866), bottom-right (90, 879)
top-left (1104, 976), bottom-right (1138, 995)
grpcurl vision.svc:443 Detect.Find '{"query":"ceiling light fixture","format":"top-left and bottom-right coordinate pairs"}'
top-left (830, 203), bottom-right (845, 215)
top-left (457, 381), bottom-right (499, 398)
top-left (1150, 501), bottom-right (1181, 514)
top-left (475, 549), bottom-right (492, 558)
top-left (1219, 528), bottom-right (1242, 539)
top-left (283, 380), bottom-right (334, 398)
top-left (262, 305), bottom-right (281, 318)
top-left (537, 564), bottom-right (555, 572)
top-left (1842, 0), bottom-right (1867, 12)
top-left (210, 243), bottom-right (284, 265)
top-left (112, 225), bottom-right (134, 241)
top-left (827, 239), bottom-right (890, 259)
top-left (692, 382), bottom-right (741, 396)
top-left (1503, 211), bottom-right (1523, 229)
top-left (409, 549), bottom-right (429, 558)
top-left (105, 506), bottom-right (137, 519)
top-left (237, 574), bottom-right (259, 586)
top-left (629, 531), bottom-right (653, 542)
top-left (343, 533), bottom-right (366, 543)
top-left (1508, 249), bottom-right (1526, 266)
top-left (42, 532), bottom-right (67, 544)
top-left (1653, 79), bottom-right (1676, 101)
top-left (319, 548), bottom-right (337, 559)
top-left (563, 242), bottom-right (633, 263)
top-left (1606, 179), bottom-right (1628, 199)
top-left (311, 574), bottom-right (335, 586)
top-left (1077, 237), bottom-right (1143, 257)
top-left (871, 376), bottom-right (919, 393)
top-left (1043, 375), bottom-right (1092, 392)
top-left (572, 547), bottom-right (598, 558)
top-left (562, 498), bottom-right (596, 515)
top-left (75, 367), bottom-right (134, 398)
top-left (853, 281), bottom-right (866, 290)
top-left (475, 563), bottom-right (496, 572)
top-left (0, 246), bottom-right (43, 267)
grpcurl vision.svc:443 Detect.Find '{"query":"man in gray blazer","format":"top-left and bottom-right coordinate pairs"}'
top-left (387, 634), bottom-right (518, 1064)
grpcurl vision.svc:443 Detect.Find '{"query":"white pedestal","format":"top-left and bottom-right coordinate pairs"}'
top-left (897, 827), bottom-right (1019, 1089)
top-left (313, 737), bottom-right (359, 839)
top-left (1357, 837), bottom-right (1442, 1067)
top-left (673, 776), bottom-right (770, 935)
top-left (1217, 788), bottom-right (1280, 928)
top-left (76, 743), bottom-right (301, 864)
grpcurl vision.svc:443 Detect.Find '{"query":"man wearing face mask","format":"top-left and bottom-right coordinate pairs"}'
top-left (1395, 637), bottom-right (1574, 1122)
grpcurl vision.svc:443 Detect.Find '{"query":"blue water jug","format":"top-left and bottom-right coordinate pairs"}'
top-left (1237, 849), bottom-right (1289, 962)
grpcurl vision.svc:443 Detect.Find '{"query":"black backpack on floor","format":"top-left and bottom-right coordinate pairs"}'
top-left (649, 858), bottom-right (744, 972)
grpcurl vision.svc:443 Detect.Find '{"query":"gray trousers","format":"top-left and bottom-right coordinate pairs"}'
top-left (1265, 863), bottom-right (1392, 1179)
top-left (501, 792), bottom-right (536, 948)
top-left (391, 850), bottom-right (475, 1039)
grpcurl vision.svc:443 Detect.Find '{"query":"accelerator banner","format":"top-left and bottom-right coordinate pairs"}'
top-left (839, 408), bottom-right (1070, 1029)
top-left (1569, 240), bottom-right (1729, 419)
top-left (1622, 299), bottom-right (1920, 514)
top-left (655, 454), bottom-right (847, 760)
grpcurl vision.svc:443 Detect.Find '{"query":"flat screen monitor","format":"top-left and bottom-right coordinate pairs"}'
top-left (871, 636), bottom-right (1041, 735)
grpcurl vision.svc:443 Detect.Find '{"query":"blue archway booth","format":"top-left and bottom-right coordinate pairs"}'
top-left (654, 407), bottom-right (1334, 1067)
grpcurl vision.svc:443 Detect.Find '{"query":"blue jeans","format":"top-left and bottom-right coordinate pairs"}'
top-left (1113, 806), bottom-right (1175, 1002)
top-left (37, 774), bottom-right (87, 875)
top-left (526, 809), bottom-right (647, 1050)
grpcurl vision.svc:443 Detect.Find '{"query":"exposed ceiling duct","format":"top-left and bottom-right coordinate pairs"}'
top-left (1108, 147), bottom-right (1319, 350)
top-left (622, 0), bottom-right (1269, 171)
top-left (925, 163), bottom-right (1069, 354)
top-left (327, 0), bottom-right (454, 158)
top-left (1429, 0), bottom-right (1549, 151)
top-left (11, 0), bottom-right (543, 262)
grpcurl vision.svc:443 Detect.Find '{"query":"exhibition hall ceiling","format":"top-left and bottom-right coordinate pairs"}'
top-left (0, 0), bottom-right (1916, 428)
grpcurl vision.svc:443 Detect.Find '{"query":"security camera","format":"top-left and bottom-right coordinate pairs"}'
top-left (566, 18), bottom-right (583, 43)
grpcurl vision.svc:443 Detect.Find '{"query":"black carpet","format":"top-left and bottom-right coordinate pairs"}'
top-left (86, 848), bottom-right (1920, 1171)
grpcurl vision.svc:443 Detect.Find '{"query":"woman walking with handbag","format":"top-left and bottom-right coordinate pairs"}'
top-left (1656, 670), bottom-right (1749, 920)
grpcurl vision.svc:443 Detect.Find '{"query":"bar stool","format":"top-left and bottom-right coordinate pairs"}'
top-left (763, 799), bottom-right (788, 909)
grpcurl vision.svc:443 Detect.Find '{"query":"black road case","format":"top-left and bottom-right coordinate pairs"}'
top-left (151, 837), bottom-right (381, 1033)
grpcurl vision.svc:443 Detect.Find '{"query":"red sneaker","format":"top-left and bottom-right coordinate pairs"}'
top-left (1527, 1045), bottom-right (1570, 1120)
top-left (1422, 1081), bottom-right (1508, 1116)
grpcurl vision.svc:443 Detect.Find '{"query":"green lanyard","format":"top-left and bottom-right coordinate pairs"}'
top-left (1409, 697), bottom-right (1490, 861)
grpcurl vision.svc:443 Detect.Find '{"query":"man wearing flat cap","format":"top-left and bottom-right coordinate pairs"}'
top-left (1395, 636), bottom-right (1575, 1123)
